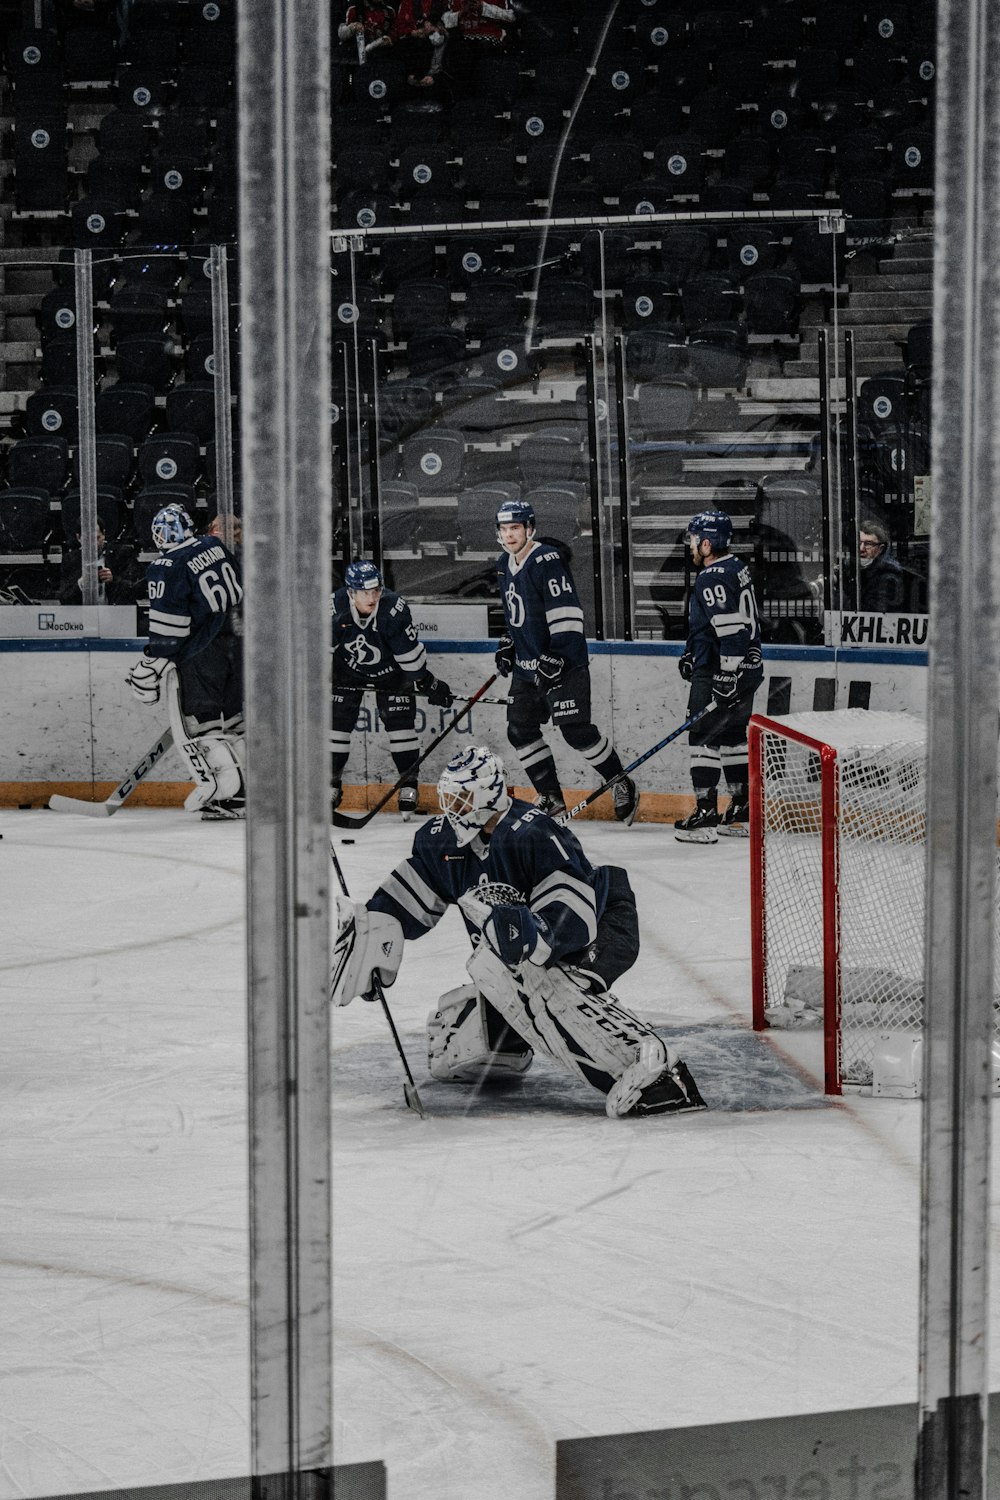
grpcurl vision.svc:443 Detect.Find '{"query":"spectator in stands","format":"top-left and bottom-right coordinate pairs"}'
top-left (208, 513), bottom-right (243, 554)
top-left (339, 1), bottom-right (396, 55)
top-left (442, 0), bottom-right (516, 90)
top-left (59, 517), bottom-right (144, 607)
top-left (393, 0), bottom-right (447, 86)
top-left (858, 518), bottom-right (907, 613)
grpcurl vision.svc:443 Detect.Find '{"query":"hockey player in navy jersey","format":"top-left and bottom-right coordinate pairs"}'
top-left (675, 509), bottom-right (764, 844)
top-left (332, 744), bottom-right (706, 1117)
top-left (127, 503), bottom-right (246, 819)
top-left (331, 560), bottom-right (454, 817)
top-left (493, 500), bottom-right (639, 825)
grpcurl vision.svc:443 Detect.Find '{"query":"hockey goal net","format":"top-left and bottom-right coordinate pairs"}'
top-left (749, 709), bottom-right (1000, 1095)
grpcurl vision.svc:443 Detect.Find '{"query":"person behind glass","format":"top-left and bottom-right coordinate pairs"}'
top-left (339, 0), bottom-right (396, 56)
top-left (493, 500), bottom-right (639, 826)
top-left (674, 509), bottom-right (763, 845)
top-left (331, 560), bottom-right (454, 819)
top-left (58, 515), bottom-right (144, 606)
top-left (858, 518), bottom-right (906, 613)
top-left (393, 0), bottom-right (447, 85)
top-left (442, 0), bottom-right (515, 94)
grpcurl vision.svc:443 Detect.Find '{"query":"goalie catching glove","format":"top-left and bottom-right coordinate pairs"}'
top-left (330, 903), bottom-right (405, 1005)
top-left (128, 653), bottom-right (171, 704)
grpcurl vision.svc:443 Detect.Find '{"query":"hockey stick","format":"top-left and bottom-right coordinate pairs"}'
top-left (331, 671), bottom-right (499, 829)
top-left (330, 841), bottom-right (426, 1118)
top-left (558, 699), bottom-right (721, 824)
top-left (356, 686), bottom-right (512, 708)
top-left (48, 728), bottom-right (175, 817)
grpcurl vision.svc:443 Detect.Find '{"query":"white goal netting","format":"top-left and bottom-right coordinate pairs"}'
top-left (751, 710), bottom-right (1000, 1092)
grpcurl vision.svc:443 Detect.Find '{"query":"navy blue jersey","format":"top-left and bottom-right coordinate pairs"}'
top-left (331, 587), bottom-right (428, 686)
top-left (368, 797), bottom-right (609, 964)
top-left (496, 539), bottom-right (588, 682)
top-left (145, 536), bottom-right (243, 665)
top-left (686, 552), bottom-right (762, 672)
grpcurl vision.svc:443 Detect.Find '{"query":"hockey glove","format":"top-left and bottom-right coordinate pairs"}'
top-left (417, 672), bottom-right (453, 708)
top-left (678, 651), bottom-right (694, 683)
top-left (737, 645), bottom-right (764, 696)
top-left (711, 667), bottom-right (739, 703)
top-left (494, 633), bottom-right (515, 677)
top-left (483, 903), bottom-right (553, 970)
top-left (128, 653), bottom-right (171, 705)
top-left (330, 902), bottom-right (405, 1005)
top-left (534, 652), bottom-right (564, 690)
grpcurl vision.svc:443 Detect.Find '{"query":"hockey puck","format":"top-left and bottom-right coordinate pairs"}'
top-left (342, 838), bottom-right (355, 844)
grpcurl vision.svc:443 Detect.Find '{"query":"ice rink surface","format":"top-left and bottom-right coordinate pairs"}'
top-left (2, 805), bottom-right (998, 1500)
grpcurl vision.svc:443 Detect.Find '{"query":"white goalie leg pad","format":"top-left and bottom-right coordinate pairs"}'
top-left (467, 946), bottom-right (670, 1091)
top-left (330, 900), bottom-right (405, 1005)
top-left (180, 732), bottom-right (246, 810)
top-left (427, 984), bottom-right (534, 1083)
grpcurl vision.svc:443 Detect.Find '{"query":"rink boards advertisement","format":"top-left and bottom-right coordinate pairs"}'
top-left (0, 634), bottom-right (929, 815)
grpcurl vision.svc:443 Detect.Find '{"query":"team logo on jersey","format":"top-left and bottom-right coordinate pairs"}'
top-left (344, 634), bottom-right (382, 669)
top-left (504, 582), bottom-right (525, 628)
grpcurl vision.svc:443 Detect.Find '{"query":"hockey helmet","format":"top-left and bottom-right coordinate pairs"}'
top-left (686, 508), bottom-right (733, 552)
top-left (345, 558), bottom-right (383, 593)
top-left (152, 502), bottom-right (195, 552)
top-left (496, 499), bottom-right (536, 534)
top-left (437, 744), bottom-right (512, 846)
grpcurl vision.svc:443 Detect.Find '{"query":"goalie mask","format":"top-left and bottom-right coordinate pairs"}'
top-left (152, 503), bottom-right (195, 552)
top-left (437, 744), bottom-right (511, 846)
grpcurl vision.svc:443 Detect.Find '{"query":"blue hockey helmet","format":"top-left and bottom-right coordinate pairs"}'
top-left (496, 499), bottom-right (536, 533)
top-left (686, 509), bottom-right (733, 552)
top-left (437, 744), bottom-right (512, 846)
top-left (151, 502), bottom-right (195, 552)
top-left (345, 559), bottom-right (383, 593)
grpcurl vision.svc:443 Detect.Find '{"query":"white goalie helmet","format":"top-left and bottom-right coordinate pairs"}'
top-left (437, 744), bottom-right (511, 845)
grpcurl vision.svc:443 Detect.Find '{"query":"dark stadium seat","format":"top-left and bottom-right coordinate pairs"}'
top-left (681, 272), bottom-right (741, 327)
top-left (378, 379), bottom-right (437, 442)
top-left (40, 335), bottom-right (85, 387)
top-left (517, 425), bottom-right (587, 488)
top-left (134, 191), bottom-right (195, 246)
top-left (138, 432), bottom-right (202, 488)
top-left (744, 269), bottom-right (801, 337)
top-left (858, 373), bottom-right (908, 432)
top-left (457, 484), bottom-right (520, 552)
top-left (890, 125), bottom-right (934, 189)
top-left (60, 487), bottom-right (125, 542)
top-left (660, 226), bottom-right (713, 286)
top-left (524, 483), bottom-right (585, 542)
top-left (619, 277), bottom-right (679, 333)
top-left (23, 388), bottom-right (79, 441)
top-left (87, 433), bottom-right (135, 493)
top-left (391, 280), bottom-right (453, 342)
top-left (13, 105), bottom-right (68, 211)
top-left (109, 287), bottom-right (171, 339)
top-left (724, 227), bottom-right (782, 279)
top-left (114, 334), bottom-right (177, 391)
top-left (0, 488), bottom-right (52, 551)
top-left (379, 485), bottom-right (421, 555)
top-left (401, 428), bottom-right (464, 494)
top-left (405, 328), bottom-right (466, 381)
top-left (464, 278), bottom-right (524, 339)
top-left (625, 327), bottom-right (689, 381)
top-left (533, 278), bottom-right (595, 338)
top-left (132, 486), bottom-right (197, 547)
top-left (651, 133), bottom-right (706, 195)
top-left (687, 322), bottom-right (750, 388)
top-left (472, 332), bottom-right (540, 386)
top-left (36, 289), bottom-right (88, 344)
top-left (165, 383), bottom-right (217, 441)
top-left (633, 380), bottom-right (697, 439)
top-left (7, 28), bottom-right (63, 98)
top-left (8, 436), bottom-right (69, 496)
top-left (397, 145), bottom-right (456, 200)
top-left (440, 378), bottom-right (509, 432)
top-left (461, 142), bottom-right (519, 199)
top-left (95, 382), bottom-right (158, 440)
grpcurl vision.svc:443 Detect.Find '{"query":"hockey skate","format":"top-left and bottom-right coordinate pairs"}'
top-left (398, 784), bottom-right (419, 821)
top-left (674, 803), bottom-right (719, 844)
top-left (534, 790), bottom-right (567, 818)
top-left (605, 1037), bottom-right (707, 1118)
top-left (612, 774), bottom-right (639, 826)
top-left (201, 796), bottom-right (246, 821)
top-left (717, 795), bottom-right (750, 838)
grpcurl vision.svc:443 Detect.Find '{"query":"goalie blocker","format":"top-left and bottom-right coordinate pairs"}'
top-left (331, 744), bottom-right (707, 1118)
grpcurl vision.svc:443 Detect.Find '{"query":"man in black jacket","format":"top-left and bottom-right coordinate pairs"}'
top-left (59, 517), bottom-right (145, 606)
top-left (858, 519), bottom-right (907, 613)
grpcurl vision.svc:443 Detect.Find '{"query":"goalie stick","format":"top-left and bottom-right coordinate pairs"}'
top-left (332, 671), bottom-right (499, 829)
top-left (558, 699), bottom-right (721, 825)
top-left (48, 728), bottom-right (175, 818)
top-left (330, 841), bottom-right (426, 1118)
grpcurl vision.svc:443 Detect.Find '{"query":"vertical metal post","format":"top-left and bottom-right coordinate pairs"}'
top-left (917, 0), bottom-right (1000, 1493)
top-left (583, 335), bottom-right (605, 640)
top-left (238, 0), bottom-right (332, 1485)
top-left (816, 327), bottom-right (834, 624)
top-left (73, 249), bottom-right (99, 606)
top-left (612, 335), bottom-right (634, 641)
top-left (367, 338), bottom-right (382, 567)
top-left (842, 330), bottom-right (859, 612)
top-left (210, 243), bottom-right (236, 537)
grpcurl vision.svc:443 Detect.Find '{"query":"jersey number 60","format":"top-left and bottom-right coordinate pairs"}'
top-left (198, 561), bottom-right (243, 613)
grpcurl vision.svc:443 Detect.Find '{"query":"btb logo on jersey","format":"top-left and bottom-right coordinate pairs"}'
top-left (344, 633), bottom-right (382, 670)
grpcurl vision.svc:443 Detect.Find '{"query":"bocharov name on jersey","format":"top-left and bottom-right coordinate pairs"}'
top-left (147, 535), bottom-right (242, 665)
top-left (497, 540), bottom-right (588, 680)
top-left (687, 553), bottom-right (762, 671)
top-left (368, 797), bottom-right (610, 964)
top-left (332, 586), bottom-right (428, 684)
